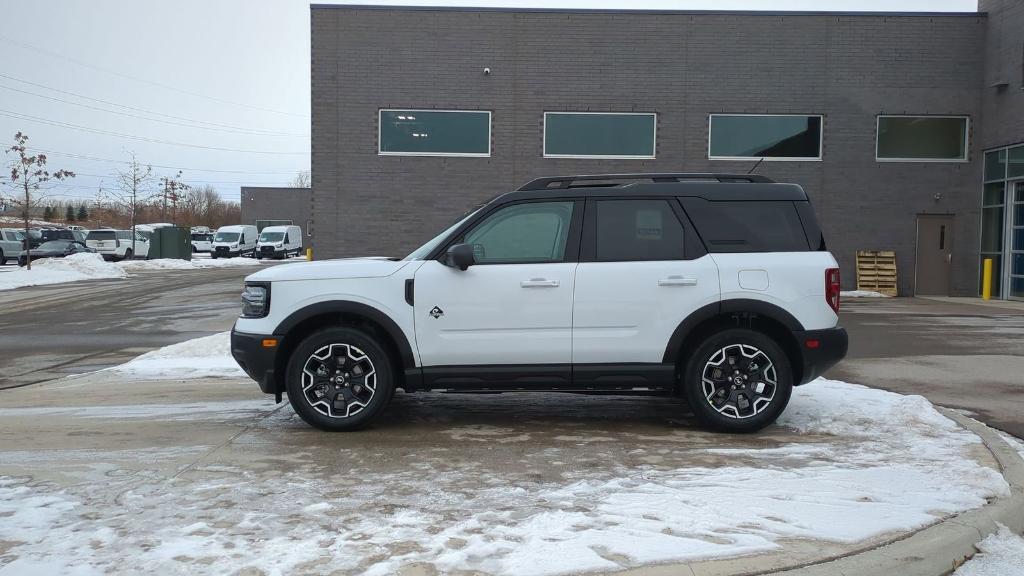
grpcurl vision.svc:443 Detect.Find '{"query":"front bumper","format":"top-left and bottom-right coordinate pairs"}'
top-left (793, 327), bottom-right (848, 385)
top-left (230, 328), bottom-right (282, 394)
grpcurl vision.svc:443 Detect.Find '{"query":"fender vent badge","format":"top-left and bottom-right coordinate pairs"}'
top-left (429, 306), bottom-right (444, 319)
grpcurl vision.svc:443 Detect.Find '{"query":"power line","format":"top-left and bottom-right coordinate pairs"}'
top-left (0, 109), bottom-right (308, 155)
top-left (0, 34), bottom-right (309, 119)
top-left (0, 77), bottom-right (309, 137)
top-left (23, 147), bottom-right (307, 176)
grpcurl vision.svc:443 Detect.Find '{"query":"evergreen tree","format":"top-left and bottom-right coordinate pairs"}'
top-left (43, 206), bottom-right (52, 220)
top-left (65, 204), bottom-right (75, 222)
top-left (77, 203), bottom-right (88, 221)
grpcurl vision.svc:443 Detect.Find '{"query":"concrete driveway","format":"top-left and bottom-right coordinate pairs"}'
top-left (833, 297), bottom-right (1024, 437)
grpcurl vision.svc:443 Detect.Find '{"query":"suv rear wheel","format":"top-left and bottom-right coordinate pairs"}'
top-left (682, 328), bottom-right (793, 433)
top-left (285, 327), bottom-right (395, 431)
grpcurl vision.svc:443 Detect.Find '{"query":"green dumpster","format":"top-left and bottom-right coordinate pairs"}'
top-left (147, 226), bottom-right (191, 260)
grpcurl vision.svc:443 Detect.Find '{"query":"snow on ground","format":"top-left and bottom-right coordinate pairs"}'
top-left (0, 369), bottom-right (1012, 574)
top-left (840, 290), bottom-right (892, 298)
top-left (953, 524), bottom-right (1024, 576)
top-left (106, 331), bottom-right (244, 379)
top-left (0, 253), bottom-right (127, 291)
top-left (116, 256), bottom-right (264, 271)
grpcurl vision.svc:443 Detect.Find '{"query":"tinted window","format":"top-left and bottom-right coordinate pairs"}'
top-left (379, 110), bottom-right (490, 156)
top-left (593, 200), bottom-right (684, 261)
top-left (709, 115), bottom-right (822, 159)
top-left (876, 116), bottom-right (967, 161)
top-left (544, 113), bottom-right (656, 158)
top-left (463, 202), bottom-right (574, 264)
top-left (681, 199), bottom-right (810, 253)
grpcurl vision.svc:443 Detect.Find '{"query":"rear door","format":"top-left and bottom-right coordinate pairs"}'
top-left (572, 198), bottom-right (720, 370)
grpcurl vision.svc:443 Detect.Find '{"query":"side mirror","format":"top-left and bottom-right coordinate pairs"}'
top-left (445, 243), bottom-right (476, 271)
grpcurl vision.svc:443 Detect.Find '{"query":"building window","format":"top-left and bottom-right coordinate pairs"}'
top-left (543, 112), bottom-right (656, 159)
top-left (876, 116), bottom-right (968, 162)
top-left (707, 114), bottom-right (822, 161)
top-left (1009, 145), bottom-right (1024, 179)
top-left (378, 110), bottom-right (491, 157)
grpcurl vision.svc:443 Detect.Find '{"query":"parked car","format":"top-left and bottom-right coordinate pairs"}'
top-left (256, 225), bottom-right (303, 259)
top-left (0, 228), bottom-right (26, 265)
top-left (230, 173), bottom-right (849, 433)
top-left (85, 229), bottom-right (149, 261)
top-left (67, 225), bottom-right (87, 231)
top-left (18, 240), bottom-right (95, 266)
top-left (191, 232), bottom-right (214, 253)
top-left (212, 225), bottom-right (258, 258)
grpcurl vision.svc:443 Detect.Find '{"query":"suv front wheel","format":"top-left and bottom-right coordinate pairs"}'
top-left (285, 327), bottom-right (395, 431)
top-left (682, 328), bottom-right (793, 433)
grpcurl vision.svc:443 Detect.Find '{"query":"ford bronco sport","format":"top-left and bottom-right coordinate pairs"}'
top-left (231, 173), bottom-right (848, 433)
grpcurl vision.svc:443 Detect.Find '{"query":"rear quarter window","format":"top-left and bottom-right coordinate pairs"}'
top-left (680, 198), bottom-right (810, 253)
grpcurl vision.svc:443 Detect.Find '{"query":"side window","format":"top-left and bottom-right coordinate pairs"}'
top-left (592, 199), bottom-right (685, 261)
top-left (680, 199), bottom-right (810, 253)
top-left (462, 201), bottom-right (574, 264)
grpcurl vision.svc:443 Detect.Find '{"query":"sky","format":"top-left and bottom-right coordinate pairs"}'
top-left (0, 0), bottom-right (977, 204)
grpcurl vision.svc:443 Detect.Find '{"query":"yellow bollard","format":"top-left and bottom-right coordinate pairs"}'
top-left (306, 247), bottom-right (313, 261)
top-left (982, 258), bottom-right (993, 300)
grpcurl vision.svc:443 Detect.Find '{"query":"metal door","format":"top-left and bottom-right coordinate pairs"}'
top-left (916, 215), bottom-right (954, 296)
top-left (1009, 182), bottom-right (1024, 300)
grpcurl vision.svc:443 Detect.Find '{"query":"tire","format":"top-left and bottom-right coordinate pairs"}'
top-left (0, 248), bottom-right (5, 265)
top-left (682, 328), bottom-right (793, 433)
top-left (123, 249), bottom-right (133, 261)
top-left (285, 327), bottom-right (395, 431)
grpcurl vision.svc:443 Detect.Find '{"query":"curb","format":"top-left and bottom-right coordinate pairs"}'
top-left (762, 409), bottom-right (1024, 576)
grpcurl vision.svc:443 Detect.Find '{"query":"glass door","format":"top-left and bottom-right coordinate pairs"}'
top-left (1011, 181), bottom-right (1024, 300)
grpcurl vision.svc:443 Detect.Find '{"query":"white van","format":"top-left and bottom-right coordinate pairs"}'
top-left (191, 232), bottom-right (214, 253)
top-left (85, 229), bottom-right (149, 261)
top-left (256, 225), bottom-right (303, 260)
top-left (212, 225), bottom-right (258, 258)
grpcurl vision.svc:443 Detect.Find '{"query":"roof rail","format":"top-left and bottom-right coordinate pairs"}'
top-left (516, 173), bottom-right (775, 191)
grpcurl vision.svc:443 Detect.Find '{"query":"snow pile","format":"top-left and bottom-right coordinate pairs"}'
top-left (841, 290), bottom-right (892, 298)
top-left (0, 253), bottom-right (127, 291)
top-left (0, 377), bottom-right (1011, 575)
top-left (107, 331), bottom-right (244, 380)
top-left (116, 257), bottom-right (263, 271)
top-left (953, 524), bottom-right (1024, 576)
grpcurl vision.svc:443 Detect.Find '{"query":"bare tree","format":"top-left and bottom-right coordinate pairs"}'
top-left (100, 153), bottom-right (153, 258)
top-left (290, 170), bottom-right (310, 188)
top-left (2, 132), bottom-right (74, 269)
top-left (158, 171), bottom-right (189, 224)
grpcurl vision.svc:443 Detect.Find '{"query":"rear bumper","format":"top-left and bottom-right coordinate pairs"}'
top-left (230, 328), bottom-right (281, 394)
top-left (793, 327), bottom-right (848, 385)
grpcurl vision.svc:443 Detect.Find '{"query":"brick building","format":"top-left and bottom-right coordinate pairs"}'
top-left (307, 0), bottom-right (1024, 298)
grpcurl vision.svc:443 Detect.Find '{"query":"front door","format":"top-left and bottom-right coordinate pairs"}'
top-left (413, 200), bottom-right (581, 368)
top-left (916, 214), bottom-right (954, 296)
top-left (1009, 182), bottom-right (1024, 300)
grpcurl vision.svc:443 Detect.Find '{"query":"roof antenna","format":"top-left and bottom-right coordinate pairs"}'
top-left (747, 157), bottom-right (765, 174)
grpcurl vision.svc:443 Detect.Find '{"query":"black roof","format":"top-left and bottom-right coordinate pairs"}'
top-left (498, 173), bottom-right (808, 202)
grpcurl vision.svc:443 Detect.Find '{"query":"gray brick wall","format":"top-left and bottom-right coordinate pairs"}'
top-left (240, 187), bottom-right (314, 238)
top-left (312, 7), bottom-right (991, 295)
top-left (979, 0), bottom-right (1024, 150)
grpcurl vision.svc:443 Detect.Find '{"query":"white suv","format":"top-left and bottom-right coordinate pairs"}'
top-left (231, 174), bottom-right (848, 433)
top-left (85, 229), bottom-right (149, 261)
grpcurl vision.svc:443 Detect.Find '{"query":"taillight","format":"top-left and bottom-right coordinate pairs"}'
top-left (825, 268), bottom-right (841, 314)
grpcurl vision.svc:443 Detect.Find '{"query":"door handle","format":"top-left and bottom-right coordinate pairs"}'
top-left (521, 278), bottom-right (559, 288)
top-left (658, 276), bottom-right (698, 287)
top-left (946, 253), bottom-right (952, 264)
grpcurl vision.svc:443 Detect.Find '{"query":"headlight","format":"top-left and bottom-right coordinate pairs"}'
top-left (241, 283), bottom-right (270, 318)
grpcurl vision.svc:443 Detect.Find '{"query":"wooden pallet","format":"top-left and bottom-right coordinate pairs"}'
top-left (856, 250), bottom-right (898, 296)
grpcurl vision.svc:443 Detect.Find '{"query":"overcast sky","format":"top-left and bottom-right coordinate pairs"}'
top-left (0, 0), bottom-right (977, 203)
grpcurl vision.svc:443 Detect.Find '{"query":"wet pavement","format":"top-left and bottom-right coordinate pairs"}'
top-left (834, 297), bottom-right (1024, 437)
top-left (0, 266), bottom-right (260, 389)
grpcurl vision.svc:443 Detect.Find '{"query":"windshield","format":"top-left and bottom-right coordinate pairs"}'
top-left (259, 232), bottom-right (285, 243)
top-left (87, 231), bottom-right (116, 241)
top-left (404, 208), bottom-right (482, 261)
top-left (215, 232), bottom-right (240, 243)
top-left (38, 241), bottom-right (71, 250)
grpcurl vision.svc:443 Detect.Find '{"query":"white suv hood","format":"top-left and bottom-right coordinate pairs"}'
top-left (246, 257), bottom-right (410, 282)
